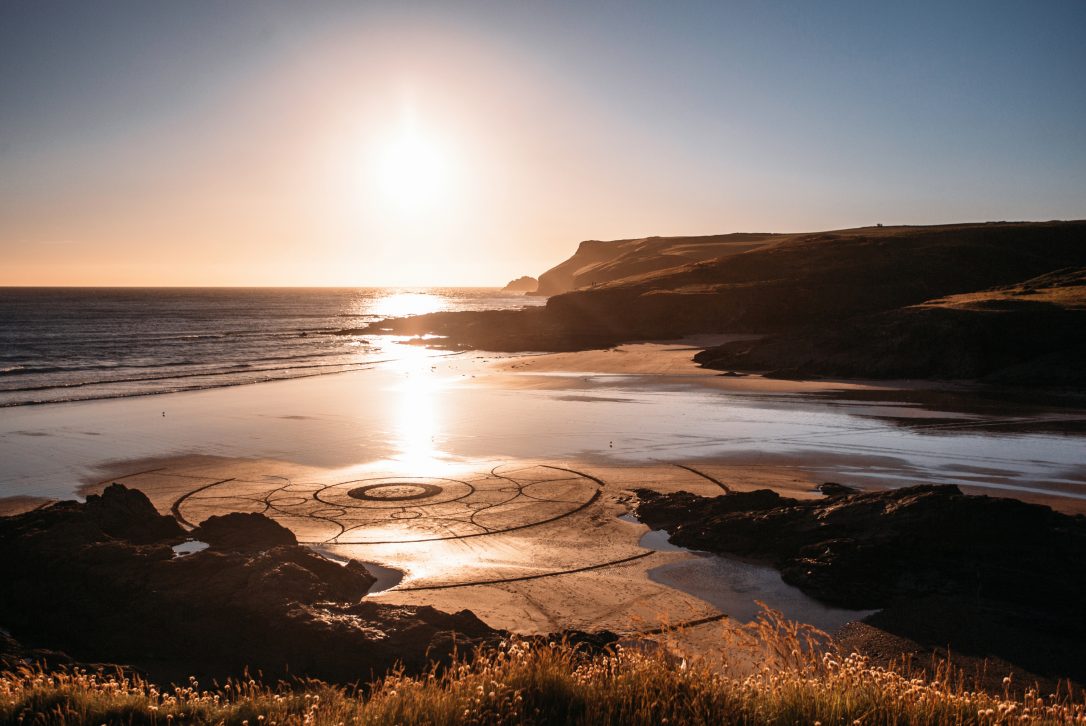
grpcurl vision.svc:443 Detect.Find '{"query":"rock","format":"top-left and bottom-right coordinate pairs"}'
top-left (637, 484), bottom-right (1086, 611)
top-left (635, 488), bottom-right (783, 532)
top-left (500, 276), bottom-right (538, 294)
top-left (818, 482), bottom-right (857, 497)
top-left (193, 512), bottom-right (298, 550)
top-left (0, 485), bottom-right (501, 683)
top-left (634, 484), bottom-right (1086, 681)
top-left (85, 483), bottom-right (185, 544)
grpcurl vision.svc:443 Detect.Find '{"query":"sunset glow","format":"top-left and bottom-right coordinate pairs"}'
top-left (372, 118), bottom-right (453, 212)
top-left (4, 3), bottom-right (1082, 287)
top-left (370, 291), bottom-right (448, 318)
top-left (3, 3), bottom-right (1086, 711)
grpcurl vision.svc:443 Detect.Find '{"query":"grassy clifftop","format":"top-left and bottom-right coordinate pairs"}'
top-left (543, 221), bottom-right (1086, 337)
top-left (532, 232), bottom-right (779, 296)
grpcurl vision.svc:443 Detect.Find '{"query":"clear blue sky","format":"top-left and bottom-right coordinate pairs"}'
top-left (2, 1), bottom-right (1084, 285)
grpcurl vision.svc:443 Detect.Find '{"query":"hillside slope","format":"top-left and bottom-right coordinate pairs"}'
top-left (543, 221), bottom-right (1086, 339)
top-left (532, 232), bottom-right (778, 296)
top-left (694, 267), bottom-right (1086, 386)
top-left (364, 221), bottom-right (1086, 387)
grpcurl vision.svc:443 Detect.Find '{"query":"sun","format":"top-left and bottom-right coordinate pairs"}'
top-left (374, 120), bottom-right (450, 210)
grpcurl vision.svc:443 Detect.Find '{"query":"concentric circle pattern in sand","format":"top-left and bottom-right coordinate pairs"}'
top-left (172, 464), bottom-right (602, 545)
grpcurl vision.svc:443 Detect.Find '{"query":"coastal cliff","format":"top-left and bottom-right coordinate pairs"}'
top-left (501, 275), bottom-right (538, 293)
top-left (531, 233), bottom-right (778, 296)
top-left (694, 267), bottom-right (1086, 387)
top-left (365, 220), bottom-right (1086, 388)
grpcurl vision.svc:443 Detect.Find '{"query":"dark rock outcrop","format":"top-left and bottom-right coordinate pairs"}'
top-left (635, 484), bottom-right (1086, 610)
top-left (192, 512), bottom-right (298, 550)
top-left (501, 276), bottom-right (538, 294)
top-left (634, 484), bottom-right (1086, 681)
top-left (0, 485), bottom-right (499, 683)
top-left (817, 482), bottom-right (857, 498)
top-left (84, 484), bottom-right (185, 544)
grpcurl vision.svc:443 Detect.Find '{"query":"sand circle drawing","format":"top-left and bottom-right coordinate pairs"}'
top-left (348, 482), bottom-right (443, 501)
top-left (167, 465), bottom-right (603, 545)
top-left (316, 477), bottom-right (474, 509)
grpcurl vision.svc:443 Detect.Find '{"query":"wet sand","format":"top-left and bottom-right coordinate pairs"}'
top-left (67, 453), bottom-right (864, 658)
top-left (3, 340), bottom-right (1086, 655)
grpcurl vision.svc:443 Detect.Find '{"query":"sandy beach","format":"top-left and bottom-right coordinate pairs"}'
top-left (4, 339), bottom-right (1084, 661)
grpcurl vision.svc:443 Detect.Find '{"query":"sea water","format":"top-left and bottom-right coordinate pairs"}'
top-left (0, 287), bottom-right (542, 406)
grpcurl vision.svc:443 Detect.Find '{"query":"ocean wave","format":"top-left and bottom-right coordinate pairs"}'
top-left (0, 288), bottom-right (529, 406)
top-left (0, 356), bottom-right (384, 394)
top-left (0, 351), bottom-right (462, 407)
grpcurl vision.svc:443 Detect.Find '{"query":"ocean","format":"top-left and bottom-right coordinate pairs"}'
top-left (0, 287), bottom-right (543, 407)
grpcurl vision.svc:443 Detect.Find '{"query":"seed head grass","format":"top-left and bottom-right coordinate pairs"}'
top-left (2, 607), bottom-right (1082, 725)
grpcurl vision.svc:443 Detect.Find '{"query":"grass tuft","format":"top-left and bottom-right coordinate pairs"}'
top-left (2, 608), bottom-right (1082, 725)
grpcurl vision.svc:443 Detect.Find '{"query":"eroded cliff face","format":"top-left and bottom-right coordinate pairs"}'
top-left (531, 233), bottom-right (778, 296)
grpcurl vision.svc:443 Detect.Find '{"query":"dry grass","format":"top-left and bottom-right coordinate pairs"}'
top-left (2, 608), bottom-right (1082, 725)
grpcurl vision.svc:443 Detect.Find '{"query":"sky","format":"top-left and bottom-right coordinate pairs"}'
top-left (2, 1), bottom-right (1085, 287)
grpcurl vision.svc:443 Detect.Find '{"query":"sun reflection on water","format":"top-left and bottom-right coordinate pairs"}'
top-left (370, 291), bottom-right (448, 318)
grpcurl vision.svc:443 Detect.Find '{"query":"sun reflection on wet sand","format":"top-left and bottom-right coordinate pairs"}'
top-left (336, 538), bottom-right (512, 583)
top-left (383, 343), bottom-right (447, 472)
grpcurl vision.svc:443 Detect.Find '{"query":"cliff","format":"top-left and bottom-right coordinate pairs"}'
top-left (362, 220), bottom-right (1086, 388)
top-left (531, 233), bottom-right (778, 296)
top-left (501, 275), bottom-right (538, 293)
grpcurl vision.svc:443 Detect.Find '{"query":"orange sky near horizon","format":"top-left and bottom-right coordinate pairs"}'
top-left (3, 2), bottom-right (1084, 287)
top-left (4, 24), bottom-right (762, 288)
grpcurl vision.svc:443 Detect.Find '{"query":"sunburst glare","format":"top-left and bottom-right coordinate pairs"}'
top-left (373, 115), bottom-right (451, 212)
top-left (370, 291), bottom-right (448, 318)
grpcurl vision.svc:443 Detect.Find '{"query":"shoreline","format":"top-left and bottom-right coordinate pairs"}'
top-left (4, 342), bottom-right (1085, 687)
top-left (3, 340), bottom-right (1085, 510)
top-left (21, 452), bottom-right (1083, 689)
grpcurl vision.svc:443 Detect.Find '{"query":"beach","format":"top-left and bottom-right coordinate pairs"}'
top-left (4, 335), bottom-right (1085, 658)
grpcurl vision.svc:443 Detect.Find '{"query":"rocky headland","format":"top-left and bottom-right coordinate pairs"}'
top-left (529, 232), bottom-right (778, 297)
top-left (367, 221), bottom-right (1086, 389)
top-left (501, 276), bottom-right (538, 294)
top-left (635, 484), bottom-right (1086, 683)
